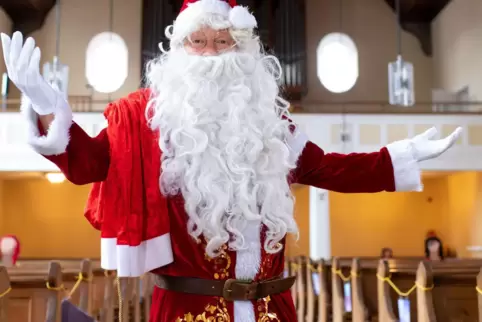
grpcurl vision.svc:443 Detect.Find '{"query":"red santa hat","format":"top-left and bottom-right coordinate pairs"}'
top-left (172, 0), bottom-right (257, 40)
top-left (426, 230), bottom-right (437, 238)
top-left (0, 235), bottom-right (20, 266)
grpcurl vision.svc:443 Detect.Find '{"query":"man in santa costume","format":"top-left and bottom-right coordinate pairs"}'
top-left (1, 0), bottom-right (461, 320)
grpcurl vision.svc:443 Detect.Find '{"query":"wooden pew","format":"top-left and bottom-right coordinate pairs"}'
top-left (289, 257), bottom-right (300, 311)
top-left (351, 258), bottom-right (370, 322)
top-left (308, 259), bottom-right (330, 322)
top-left (477, 268), bottom-right (482, 322)
top-left (377, 259), bottom-right (414, 322)
top-left (293, 256), bottom-right (482, 322)
top-left (376, 259), bottom-right (482, 322)
top-left (352, 258), bottom-right (424, 322)
top-left (288, 256), bottom-right (314, 322)
top-left (0, 258), bottom-right (156, 322)
top-left (305, 258), bottom-right (318, 322)
top-left (77, 259), bottom-right (94, 315)
top-left (296, 256), bottom-right (307, 322)
top-left (417, 260), bottom-right (482, 321)
top-left (5, 259), bottom-right (106, 322)
top-left (302, 256), bottom-right (421, 322)
top-left (0, 266), bottom-right (10, 322)
top-left (141, 273), bottom-right (154, 322)
top-left (100, 270), bottom-right (116, 322)
top-left (45, 262), bottom-right (63, 322)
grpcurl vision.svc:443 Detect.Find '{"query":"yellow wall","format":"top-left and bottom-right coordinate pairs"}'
top-left (290, 172), bottom-right (482, 258)
top-left (286, 185), bottom-right (310, 257)
top-left (329, 178), bottom-right (447, 257)
top-left (1, 178), bottom-right (98, 258)
top-left (2, 172), bottom-right (481, 259)
top-left (442, 172), bottom-right (482, 257)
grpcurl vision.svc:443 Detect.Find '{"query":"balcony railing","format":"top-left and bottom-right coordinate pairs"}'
top-left (1, 96), bottom-right (482, 114)
top-left (291, 101), bottom-right (482, 114)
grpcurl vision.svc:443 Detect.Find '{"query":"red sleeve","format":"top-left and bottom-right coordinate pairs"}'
top-left (40, 122), bottom-right (110, 185)
top-left (292, 141), bottom-right (396, 193)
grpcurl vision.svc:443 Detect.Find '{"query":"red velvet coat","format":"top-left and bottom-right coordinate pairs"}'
top-left (23, 89), bottom-right (421, 322)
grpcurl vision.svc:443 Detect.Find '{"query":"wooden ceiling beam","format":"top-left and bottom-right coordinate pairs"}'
top-left (383, 0), bottom-right (452, 56)
top-left (0, 0), bottom-right (55, 35)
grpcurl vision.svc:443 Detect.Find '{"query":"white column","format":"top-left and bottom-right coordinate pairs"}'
top-left (309, 187), bottom-right (331, 260)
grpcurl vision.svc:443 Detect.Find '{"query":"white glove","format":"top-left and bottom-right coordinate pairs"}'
top-left (411, 126), bottom-right (462, 162)
top-left (1, 31), bottom-right (66, 115)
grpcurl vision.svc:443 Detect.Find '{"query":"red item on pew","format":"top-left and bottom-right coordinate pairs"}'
top-left (426, 230), bottom-right (437, 238)
top-left (0, 235), bottom-right (20, 267)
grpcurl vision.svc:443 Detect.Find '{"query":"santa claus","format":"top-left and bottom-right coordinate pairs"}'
top-left (0, 235), bottom-right (20, 267)
top-left (1, 0), bottom-right (461, 320)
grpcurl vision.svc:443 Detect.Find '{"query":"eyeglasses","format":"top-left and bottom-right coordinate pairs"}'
top-left (184, 30), bottom-right (236, 53)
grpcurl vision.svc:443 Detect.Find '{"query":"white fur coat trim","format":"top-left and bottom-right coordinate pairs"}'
top-left (21, 95), bottom-right (73, 156)
top-left (101, 234), bottom-right (174, 277)
top-left (386, 139), bottom-right (423, 192)
top-left (234, 221), bottom-right (261, 322)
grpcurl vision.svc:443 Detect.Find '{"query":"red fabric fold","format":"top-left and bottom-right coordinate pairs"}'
top-left (84, 89), bottom-right (170, 248)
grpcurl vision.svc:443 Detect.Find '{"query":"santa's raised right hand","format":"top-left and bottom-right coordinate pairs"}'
top-left (1, 31), bottom-right (67, 115)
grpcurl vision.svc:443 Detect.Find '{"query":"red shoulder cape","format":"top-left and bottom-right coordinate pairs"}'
top-left (84, 89), bottom-right (173, 276)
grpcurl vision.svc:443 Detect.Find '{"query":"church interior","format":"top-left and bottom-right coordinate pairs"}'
top-left (1, 0), bottom-right (482, 321)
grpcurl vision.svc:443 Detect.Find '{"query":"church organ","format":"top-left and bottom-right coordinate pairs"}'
top-left (140, 0), bottom-right (307, 101)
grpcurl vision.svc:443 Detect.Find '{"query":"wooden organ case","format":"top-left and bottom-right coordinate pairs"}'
top-left (141, 0), bottom-right (307, 102)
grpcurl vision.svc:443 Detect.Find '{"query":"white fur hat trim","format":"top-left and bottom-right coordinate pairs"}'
top-left (229, 5), bottom-right (257, 29)
top-left (173, 0), bottom-right (257, 39)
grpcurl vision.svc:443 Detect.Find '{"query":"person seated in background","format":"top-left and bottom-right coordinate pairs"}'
top-left (380, 247), bottom-right (393, 260)
top-left (425, 236), bottom-right (444, 261)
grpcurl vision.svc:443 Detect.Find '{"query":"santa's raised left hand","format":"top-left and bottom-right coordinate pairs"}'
top-left (410, 126), bottom-right (463, 162)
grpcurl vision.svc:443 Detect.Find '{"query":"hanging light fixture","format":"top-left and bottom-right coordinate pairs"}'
top-left (316, 0), bottom-right (359, 94)
top-left (388, 0), bottom-right (415, 107)
top-left (43, 0), bottom-right (69, 97)
top-left (85, 0), bottom-right (128, 94)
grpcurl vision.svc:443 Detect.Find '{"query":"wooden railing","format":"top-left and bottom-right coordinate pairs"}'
top-left (1, 96), bottom-right (482, 114)
top-left (0, 96), bottom-right (108, 113)
top-left (293, 100), bottom-right (482, 114)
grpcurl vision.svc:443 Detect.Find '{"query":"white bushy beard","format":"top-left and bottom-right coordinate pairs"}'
top-left (146, 48), bottom-right (299, 258)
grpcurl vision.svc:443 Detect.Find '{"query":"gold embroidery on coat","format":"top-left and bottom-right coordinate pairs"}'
top-left (257, 296), bottom-right (280, 322)
top-left (176, 244), bottom-right (232, 321)
top-left (257, 245), bottom-right (281, 321)
top-left (175, 298), bottom-right (230, 322)
top-left (205, 244), bottom-right (231, 279)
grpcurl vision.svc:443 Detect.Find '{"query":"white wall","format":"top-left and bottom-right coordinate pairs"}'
top-left (1, 112), bottom-right (481, 171)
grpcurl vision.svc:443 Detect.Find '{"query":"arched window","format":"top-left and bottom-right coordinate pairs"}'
top-left (316, 33), bottom-right (358, 94)
top-left (86, 32), bottom-right (128, 94)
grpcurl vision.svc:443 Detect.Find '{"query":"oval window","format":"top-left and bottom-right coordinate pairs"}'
top-left (86, 32), bottom-right (128, 94)
top-left (316, 33), bottom-right (358, 93)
